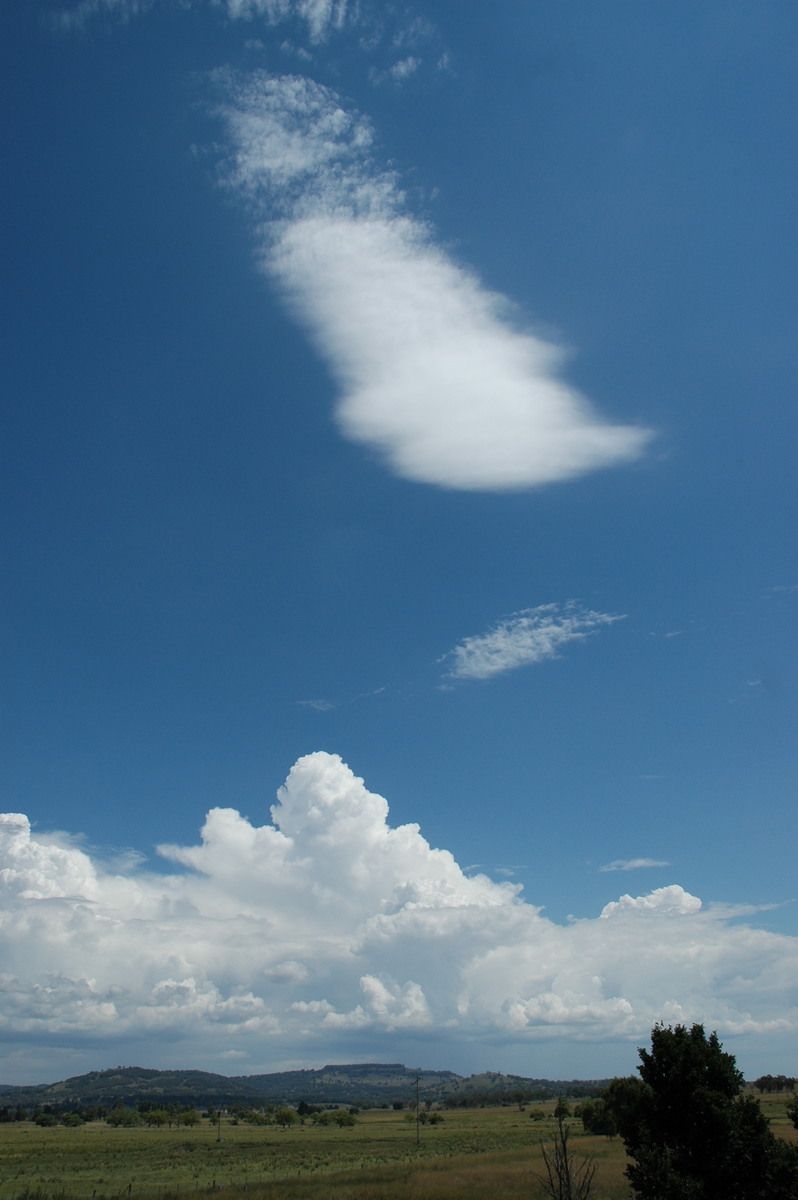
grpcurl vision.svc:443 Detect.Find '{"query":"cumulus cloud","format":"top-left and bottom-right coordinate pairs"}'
top-left (600, 858), bottom-right (671, 873)
top-left (1, 752), bottom-right (796, 1078)
top-left (444, 602), bottom-right (622, 682)
top-left (215, 71), bottom-right (651, 490)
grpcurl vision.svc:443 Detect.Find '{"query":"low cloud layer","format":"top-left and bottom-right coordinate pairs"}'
top-left (1, 753), bottom-right (796, 1080)
top-left (445, 603), bottom-right (622, 681)
top-left (217, 72), bottom-right (651, 490)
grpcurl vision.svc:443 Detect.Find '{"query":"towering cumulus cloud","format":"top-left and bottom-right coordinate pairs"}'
top-left (0, 754), bottom-right (795, 1075)
top-left (217, 72), bottom-right (651, 490)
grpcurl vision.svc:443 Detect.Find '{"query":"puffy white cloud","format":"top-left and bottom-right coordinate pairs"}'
top-left (0, 814), bottom-right (99, 901)
top-left (217, 71), bottom-right (651, 491)
top-left (0, 752), bottom-right (796, 1079)
top-left (444, 602), bottom-right (623, 682)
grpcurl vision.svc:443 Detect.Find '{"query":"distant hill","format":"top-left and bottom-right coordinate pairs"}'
top-left (0, 1063), bottom-right (608, 1111)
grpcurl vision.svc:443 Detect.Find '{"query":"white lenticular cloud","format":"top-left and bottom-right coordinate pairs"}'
top-left (218, 71), bottom-right (652, 491)
top-left (0, 752), bottom-right (796, 1077)
top-left (445, 602), bottom-right (622, 682)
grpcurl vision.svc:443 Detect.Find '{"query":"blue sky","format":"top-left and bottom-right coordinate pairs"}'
top-left (2, 0), bottom-right (797, 1086)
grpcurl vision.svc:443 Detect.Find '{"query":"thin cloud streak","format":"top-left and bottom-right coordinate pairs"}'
top-left (600, 858), bottom-right (672, 873)
top-left (217, 71), bottom-right (652, 491)
top-left (0, 753), bottom-right (796, 1079)
top-left (445, 602), bottom-right (623, 682)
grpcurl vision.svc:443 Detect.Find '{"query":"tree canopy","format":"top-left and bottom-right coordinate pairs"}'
top-left (612, 1023), bottom-right (798, 1200)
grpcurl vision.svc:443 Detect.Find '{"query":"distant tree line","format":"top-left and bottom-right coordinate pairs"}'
top-left (443, 1083), bottom-right (604, 1109)
top-left (752, 1074), bottom-right (796, 1093)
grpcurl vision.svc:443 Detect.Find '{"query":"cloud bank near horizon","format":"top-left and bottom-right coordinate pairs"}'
top-left (217, 71), bottom-right (651, 490)
top-left (1, 752), bottom-right (795, 1080)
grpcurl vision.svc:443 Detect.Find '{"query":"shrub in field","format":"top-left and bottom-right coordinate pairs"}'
top-left (106, 1104), bottom-right (141, 1127)
top-left (275, 1106), bottom-right (299, 1127)
top-left (333, 1110), bottom-right (357, 1127)
top-left (577, 1098), bottom-right (618, 1138)
top-left (241, 1108), bottom-right (273, 1125)
top-left (311, 1108), bottom-right (358, 1127)
top-left (33, 1113), bottom-right (59, 1127)
top-left (142, 1108), bottom-right (170, 1126)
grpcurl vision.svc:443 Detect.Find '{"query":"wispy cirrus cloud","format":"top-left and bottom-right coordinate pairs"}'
top-left (444, 602), bottom-right (623, 682)
top-left (52, 0), bottom-right (356, 38)
top-left (0, 753), bottom-right (796, 1080)
top-left (50, 0), bottom-right (153, 31)
top-left (223, 0), bottom-right (354, 43)
top-left (215, 71), bottom-right (651, 491)
top-left (600, 858), bottom-right (672, 873)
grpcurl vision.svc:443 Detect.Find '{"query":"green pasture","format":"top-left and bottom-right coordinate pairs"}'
top-left (0, 1103), bottom-right (629, 1200)
top-left (0, 1096), bottom-right (794, 1200)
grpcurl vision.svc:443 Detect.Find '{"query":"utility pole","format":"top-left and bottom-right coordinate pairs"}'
top-left (415, 1076), bottom-right (420, 1145)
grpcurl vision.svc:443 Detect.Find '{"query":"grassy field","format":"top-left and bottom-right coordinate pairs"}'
top-left (0, 1096), bottom-right (794, 1200)
top-left (0, 1103), bottom-right (631, 1200)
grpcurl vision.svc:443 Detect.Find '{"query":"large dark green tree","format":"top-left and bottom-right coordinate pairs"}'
top-left (616, 1023), bottom-right (798, 1200)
